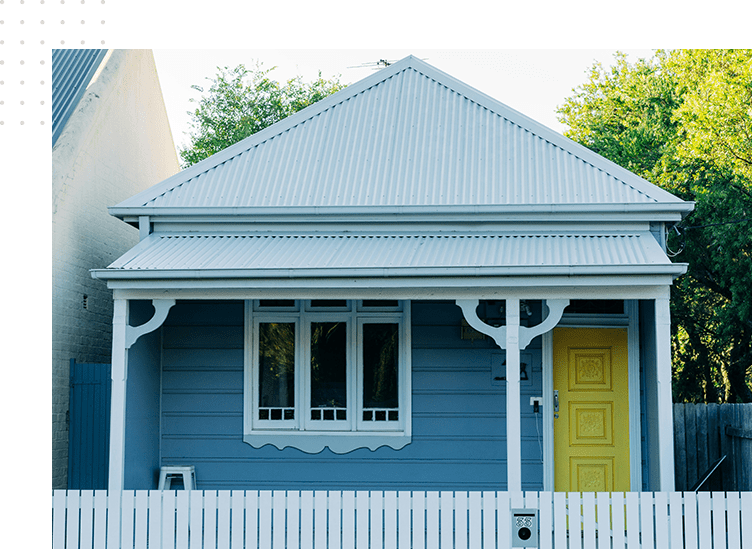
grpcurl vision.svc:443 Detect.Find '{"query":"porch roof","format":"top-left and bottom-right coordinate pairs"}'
top-left (92, 231), bottom-right (686, 283)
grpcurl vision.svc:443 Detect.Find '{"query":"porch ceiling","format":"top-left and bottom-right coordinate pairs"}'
top-left (91, 231), bottom-right (686, 286)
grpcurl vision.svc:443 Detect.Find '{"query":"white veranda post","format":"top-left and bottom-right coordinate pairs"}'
top-left (655, 295), bottom-right (676, 490)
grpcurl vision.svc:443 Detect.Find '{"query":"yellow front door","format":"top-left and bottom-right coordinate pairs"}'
top-left (553, 328), bottom-right (631, 492)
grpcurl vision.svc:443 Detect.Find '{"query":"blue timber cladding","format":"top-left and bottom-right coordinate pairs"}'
top-left (157, 300), bottom-right (545, 491)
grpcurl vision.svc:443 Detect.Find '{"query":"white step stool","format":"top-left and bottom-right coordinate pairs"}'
top-left (158, 465), bottom-right (196, 490)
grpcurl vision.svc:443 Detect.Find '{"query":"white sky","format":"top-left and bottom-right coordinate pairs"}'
top-left (153, 49), bottom-right (656, 156)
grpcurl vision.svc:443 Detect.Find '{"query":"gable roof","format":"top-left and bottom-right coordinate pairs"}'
top-left (111, 55), bottom-right (690, 219)
top-left (52, 49), bottom-right (108, 146)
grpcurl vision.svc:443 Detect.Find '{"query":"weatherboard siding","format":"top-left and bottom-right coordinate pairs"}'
top-left (157, 300), bottom-right (544, 491)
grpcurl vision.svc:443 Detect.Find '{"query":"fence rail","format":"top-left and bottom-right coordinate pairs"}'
top-left (52, 490), bottom-right (752, 549)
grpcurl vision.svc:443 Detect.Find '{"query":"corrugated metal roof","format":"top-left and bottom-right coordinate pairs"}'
top-left (114, 56), bottom-right (688, 214)
top-left (52, 49), bottom-right (108, 146)
top-left (99, 233), bottom-right (677, 276)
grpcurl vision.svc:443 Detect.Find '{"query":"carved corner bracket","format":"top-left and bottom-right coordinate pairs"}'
top-left (455, 299), bottom-right (569, 350)
top-left (125, 299), bottom-right (176, 349)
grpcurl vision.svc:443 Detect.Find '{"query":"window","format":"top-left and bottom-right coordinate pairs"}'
top-left (244, 300), bottom-right (411, 453)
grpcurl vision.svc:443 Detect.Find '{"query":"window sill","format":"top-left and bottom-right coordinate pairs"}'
top-left (243, 431), bottom-right (411, 454)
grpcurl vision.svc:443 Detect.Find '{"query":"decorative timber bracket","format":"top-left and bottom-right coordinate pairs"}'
top-left (455, 299), bottom-right (569, 350)
top-left (124, 299), bottom-right (176, 349)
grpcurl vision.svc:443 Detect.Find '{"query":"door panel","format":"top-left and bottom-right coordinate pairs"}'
top-left (553, 328), bottom-right (630, 492)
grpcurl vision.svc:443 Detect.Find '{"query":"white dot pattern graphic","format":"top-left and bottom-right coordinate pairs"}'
top-left (0, 0), bottom-right (110, 128)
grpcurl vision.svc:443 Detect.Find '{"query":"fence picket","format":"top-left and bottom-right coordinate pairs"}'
top-left (258, 491), bottom-right (272, 549)
top-left (595, 492), bottom-right (609, 549)
top-left (611, 492), bottom-right (625, 549)
top-left (568, 492), bottom-right (582, 549)
top-left (230, 491), bottom-right (245, 549)
top-left (398, 491), bottom-right (412, 549)
top-left (134, 491), bottom-right (148, 549)
top-left (553, 492), bottom-right (567, 549)
top-left (712, 492), bottom-right (727, 549)
top-left (204, 491), bottom-right (217, 549)
top-left (440, 492), bottom-right (452, 549)
top-left (355, 491), bottom-right (368, 549)
top-left (455, 491), bottom-right (468, 549)
top-left (93, 490), bottom-right (107, 549)
top-left (284, 491), bottom-right (298, 549)
top-left (217, 491), bottom-right (231, 549)
top-left (383, 492), bottom-right (397, 549)
top-left (162, 490), bottom-right (176, 549)
top-left (248, 491), bottom-right (260, 549)
top-left (668, 492), bottom-right (683, 549)
top-left (329, 490), bottom-right (342, 549)
top-left (726, 491), bottom-right (741, 549)
top-left (654, 492), bottom-right (668, 549)
top-left (412, 491), bottom-right (426, 549)
top-left (176, 490), bottom-right (190, 549)
top-left (697, 492), bottom-right (712, 549)
top-left (624, 492), bottom-right (639, 549)
top-left (426, 492), bottom-right (439, 549)
top-left (538, 492), bottom-right (552, 549)
top-left (468, 492), bottom-right (481, 549)
top-left (272, 490), bottom-right (289, 548)
top-left (640, 493), bottom-right (655, 549)
top-left (341, 491), bottom-right (354, 549)
top-left (119, 491), bottom-right (133, 549)
top-left (482, 492), bottom-right (497, 549)
top-left (148, 491), bottom-right (162, 549)
top-left (497, 492), bottom-right (510, 549)
top-left (189, 489), bottom-right (204, 549)
top-left (52, 491), bottom-right (66, 549)
top-left (66, 490), bottom-right (80, 549)
top-left (741, 492), bottom-right (752, 549)
top-left (371, 490), bottom-right (384, 549)
top-left (77, 490), bottom-right (93, 549)
top-left (314, 491), bottom-right (327, 549)
top-left (683, 492), bottom-right (698, 549)
top-left (582, 492), bottom-right (596, 549)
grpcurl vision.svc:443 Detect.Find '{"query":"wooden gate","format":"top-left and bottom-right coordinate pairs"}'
top-left (68, 359), bottom-right (111, 490)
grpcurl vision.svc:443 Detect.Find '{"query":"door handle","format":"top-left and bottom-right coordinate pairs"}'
top-left (553, 390), bottom-right (559, 418)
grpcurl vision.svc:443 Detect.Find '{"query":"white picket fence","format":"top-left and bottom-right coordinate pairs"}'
top-left (52, 490), bottom-right (752, 549)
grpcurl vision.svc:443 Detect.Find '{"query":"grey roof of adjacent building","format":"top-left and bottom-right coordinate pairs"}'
top-left (52, 49), bottom-right (108, 146)
top-left (92, 232), bottom-right (684, 279)
top-left (111, 55), bottom-right (691, 218)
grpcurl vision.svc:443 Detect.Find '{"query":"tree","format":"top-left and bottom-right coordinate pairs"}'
top-left (180, 64), bottom-right (346, 167)
top-left (558, 49), bottom-right (752, 403)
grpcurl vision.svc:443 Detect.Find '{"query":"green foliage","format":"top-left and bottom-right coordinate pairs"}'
top-left (558, 49), bottom-right (752, 403)
top-left (179, 64), bottom-right (346, 168)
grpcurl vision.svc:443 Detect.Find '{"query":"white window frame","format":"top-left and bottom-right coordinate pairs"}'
top-left (243, 300), bottom-right (412, 454)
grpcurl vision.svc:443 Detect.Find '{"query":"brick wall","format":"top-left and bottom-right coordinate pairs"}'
top-left (51, 49), bottom-right (179, 488)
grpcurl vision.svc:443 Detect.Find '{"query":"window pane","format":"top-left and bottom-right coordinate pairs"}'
top-left (363, 323), bottom-right (398, 409)
top-left (258, 323), bottom-right (295, 409)
top-left (310, 300), bottom-right (347, 308)
top-left (259, 299), bottom-right (295, 308)
top-left (310, 322), bottom-right (347, 409)
top-left (362, 300), bottom-right (399, 308)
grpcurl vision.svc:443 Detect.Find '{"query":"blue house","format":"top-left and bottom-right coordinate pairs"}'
top-left (92, 56), bottom-right (692, 494)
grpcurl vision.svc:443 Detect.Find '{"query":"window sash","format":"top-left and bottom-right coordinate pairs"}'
top-left (247, 301), bottom-right (406, 434)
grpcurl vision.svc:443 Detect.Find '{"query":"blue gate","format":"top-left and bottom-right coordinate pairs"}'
top-left (68, 359), bottom-right (111, 489)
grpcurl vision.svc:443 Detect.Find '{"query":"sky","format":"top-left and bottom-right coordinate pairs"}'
top-left (153, 49), bottom-right (656, 157)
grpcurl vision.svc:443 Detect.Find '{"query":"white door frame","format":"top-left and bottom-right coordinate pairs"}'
top-left (541, 300), bottom-right (642, 492)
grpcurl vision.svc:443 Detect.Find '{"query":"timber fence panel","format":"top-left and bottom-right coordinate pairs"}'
top-left (674, 403), bottom-right (752, 491)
